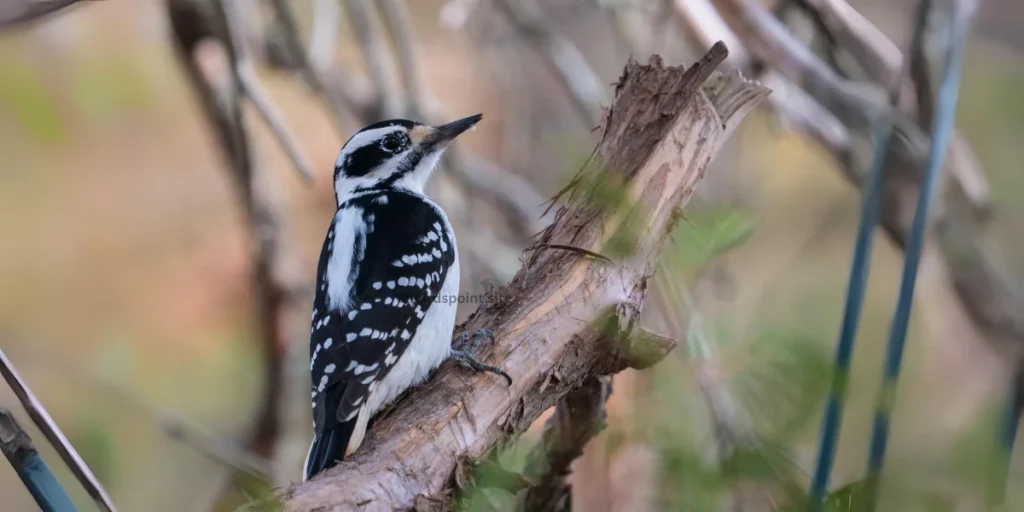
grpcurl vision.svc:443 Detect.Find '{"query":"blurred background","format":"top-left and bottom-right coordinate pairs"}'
top-left (1, 0), bottom-right (1022, 510)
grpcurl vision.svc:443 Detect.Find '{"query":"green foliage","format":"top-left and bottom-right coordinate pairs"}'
top-left (0, 58), bottom-right (64, 142)
top-left (731, 329), bottom-right (832, 442)
top-left (454, 438), bottom-right (534, 512)
top-left (68, 416), bottom-right (119, 489)
top-left (663, 207), bottom-right (758, 275)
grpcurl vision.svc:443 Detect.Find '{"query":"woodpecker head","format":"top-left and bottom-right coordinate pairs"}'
top-left (333, 114), bottom-right (482, 200)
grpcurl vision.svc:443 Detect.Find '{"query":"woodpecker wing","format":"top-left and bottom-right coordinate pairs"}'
top-left (309, 190), bottom-right (456, 435)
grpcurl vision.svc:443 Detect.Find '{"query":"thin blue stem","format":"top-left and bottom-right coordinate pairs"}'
top-left (862, 10), bottom-right (970, 509)
top-left (807, 121), bottom-right (894, 511)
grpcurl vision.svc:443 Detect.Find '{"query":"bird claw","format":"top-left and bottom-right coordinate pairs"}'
top-left (451, 328), bottom-right (511, 386)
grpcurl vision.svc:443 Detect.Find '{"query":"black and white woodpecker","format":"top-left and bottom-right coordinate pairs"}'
top-left (304, 114), bottom-right (510, 480)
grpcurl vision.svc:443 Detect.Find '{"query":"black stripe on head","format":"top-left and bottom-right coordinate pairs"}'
top-left (358, 119), bottom-right (416, 132)
top-left (335, 119), bottom-right (420, 180)
top-left (340, 144), bottom-right (389, 178)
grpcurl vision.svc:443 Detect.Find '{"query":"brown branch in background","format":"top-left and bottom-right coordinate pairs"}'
top-left (280, 45), bottom-right (769, 511)
top-left (221, 0), bottom-right (313, 184)
top-left (167, 0), bottom-right (303, 506)
top-left (306, 0), bottom-right (340, 74)
top-left (373, 0), bottom-right (551, 235)
top-left (263, 0), bottom-right (551, 238)
top-left (0, 0), bottom-right (96, 28)
top-left (450, 151), bottom-right (552, 234)
top-left (792, 0), bottom-right (991, 218)
top-left (380, 0), bottom-right (430, 118)
top-left (345, 0), bottom-right (403, 118)
top-left (519, 377), bottom-right (611, 511)
top-left (673, 0), bottom-right (854, 177)
top-left (702, 0), bottom-right (1024, 359)
top-left (493, 0), bottom-right (608, 127)
top-left (0, 349), bottom-right (118, 512)
top-left (268, 0), bottom-right (375, 133)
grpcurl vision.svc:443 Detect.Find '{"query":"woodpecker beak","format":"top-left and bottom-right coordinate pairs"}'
top-left (419, 113), bottom-right (483, 149)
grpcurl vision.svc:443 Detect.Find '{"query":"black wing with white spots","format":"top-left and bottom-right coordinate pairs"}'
top-left (305, 190), bottom-right (455, 476)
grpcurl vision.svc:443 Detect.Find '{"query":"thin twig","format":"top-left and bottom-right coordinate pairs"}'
top-left (221, 0), bottom-right (314, 185)
top-left (372, 0), bottom-right (551, 232)
top-left (0, 349), bottom-right (117, 512)
top-left (346, 0), bottom-right (403, 118)
top-left (672, 0), bottom-right (854, 171)
top-left (493, 0), bottom-right (607, 127)
top-left (307, 0), bottom-right (340, 71)
top-left (792, 0), bottom-right (991, 217)
top-left (525, 243), bottom-right (613, 263)
top-left (269, 0), bottom-right (372, 133)
top-left (447, 150), bottom-right (551, 234)
top-left (380, 0), bottom-right (429, 118)
top-left (163, 417), bottom-right (273, 478)
top-left (5, 343), bottom-right (274, 480)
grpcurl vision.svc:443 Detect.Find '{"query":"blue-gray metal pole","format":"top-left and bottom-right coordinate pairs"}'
top-left (862, 6), bottom-right (971, 508)
top-left (0, 409), bottom-right (78, 512)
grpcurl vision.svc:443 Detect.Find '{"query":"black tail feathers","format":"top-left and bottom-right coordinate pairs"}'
top-left (304, 419), bottom-right (356, 480)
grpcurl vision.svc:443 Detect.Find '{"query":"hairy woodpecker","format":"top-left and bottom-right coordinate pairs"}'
top-left (304, 114), bottom-right (510, 481)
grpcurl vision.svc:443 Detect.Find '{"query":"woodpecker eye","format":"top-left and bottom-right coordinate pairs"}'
top-left (381, 135), bottom-right (405, 153)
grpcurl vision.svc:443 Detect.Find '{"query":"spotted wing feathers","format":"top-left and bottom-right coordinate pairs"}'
top-left (308, 191), bottom-right (455, 435)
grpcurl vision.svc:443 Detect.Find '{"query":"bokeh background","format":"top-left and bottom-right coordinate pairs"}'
top-left (1, 0), bottom-right (1022, 510)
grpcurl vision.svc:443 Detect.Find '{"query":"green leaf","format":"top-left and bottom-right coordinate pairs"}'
top-left (664, 207), bottom-right (757, 274)
top-left (0, 60), bottom-right (64, 142)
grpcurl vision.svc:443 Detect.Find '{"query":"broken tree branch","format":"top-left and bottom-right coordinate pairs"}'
top-left (280, 44), bottom-right (769, 511)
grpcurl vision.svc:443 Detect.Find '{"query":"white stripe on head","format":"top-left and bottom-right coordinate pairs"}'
top-left (335, 126), bottom-right (406, 168)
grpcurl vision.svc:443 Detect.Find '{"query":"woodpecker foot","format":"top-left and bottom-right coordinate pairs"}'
top-left (451, 329), bottom-right (512, 386)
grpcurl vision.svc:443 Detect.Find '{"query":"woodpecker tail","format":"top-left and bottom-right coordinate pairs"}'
top-left (303, 418), bottom-right (356, 481)
top-left (305, 381), bottom-right (360, 481)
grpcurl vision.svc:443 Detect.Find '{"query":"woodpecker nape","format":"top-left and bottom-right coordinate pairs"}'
top-left (304, 114), bottom-right (511, 481)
